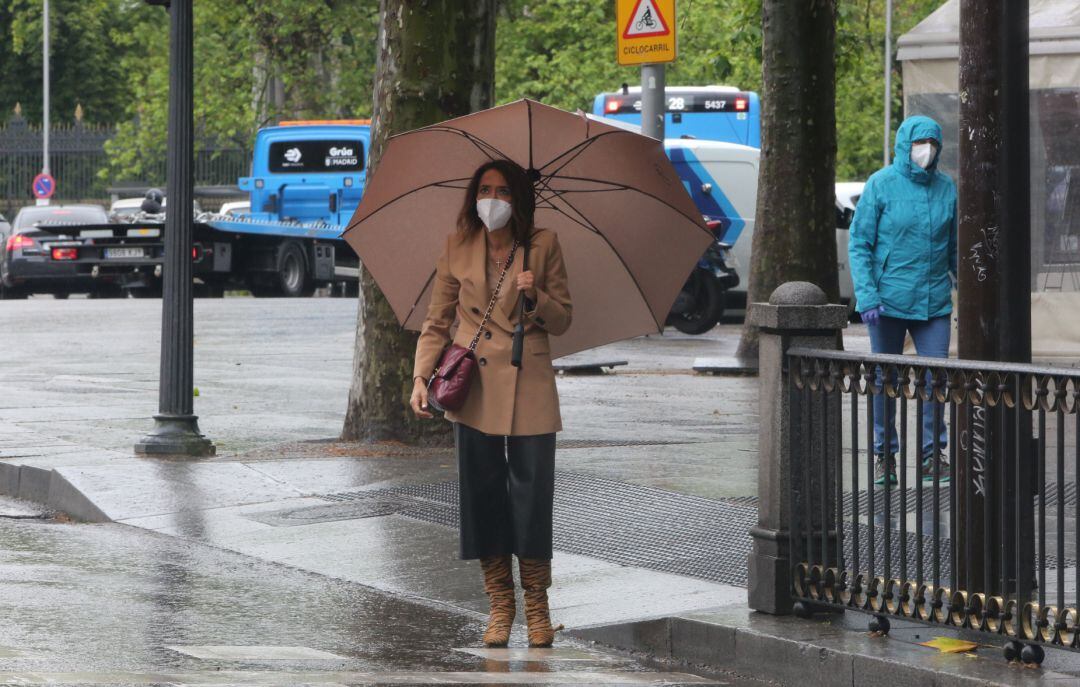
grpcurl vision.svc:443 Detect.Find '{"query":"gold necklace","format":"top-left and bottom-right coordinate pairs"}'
top-left (488, 244), bottom-right (512, 268)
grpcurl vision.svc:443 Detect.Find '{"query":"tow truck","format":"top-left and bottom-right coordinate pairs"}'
top-left (32, 120), bottom-right (369, 297)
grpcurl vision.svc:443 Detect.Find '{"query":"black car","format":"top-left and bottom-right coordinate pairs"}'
top-left (1, 204), bottom-right (112, 299)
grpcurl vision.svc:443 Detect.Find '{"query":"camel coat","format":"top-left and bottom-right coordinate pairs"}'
top-left (413, 227), bottom-right (572, 436)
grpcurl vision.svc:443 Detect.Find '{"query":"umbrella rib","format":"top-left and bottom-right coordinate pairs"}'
top-left (536, 130), bottom-right (642, 176)
top-left (527, 99), bottom-right (534, 171)
top-left (401, 268), bottom-right (439, 326)
top-left (343, 176), bottom-right (473, 233)
top-left (548, 175), bottom-right (714, 239)
top-left (540, 195), bottom-right (664, 335)
top-left (536, 135), bottom-right (605, 179)
top-left (418, 126), bottom-right (509, 162)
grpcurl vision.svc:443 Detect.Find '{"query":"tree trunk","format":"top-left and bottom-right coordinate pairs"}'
top-left (341, 0), bottom-right (496, 443)
top-left (736, 0), bottom-right (839, 360)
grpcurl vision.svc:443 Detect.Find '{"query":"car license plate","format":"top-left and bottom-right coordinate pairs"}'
top-left (104, 247), bottom-right (145, 259)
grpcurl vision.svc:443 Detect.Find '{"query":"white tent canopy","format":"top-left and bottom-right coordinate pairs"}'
top-left (898, 0), bottom-right (1080, 94)
top-left (898, 1), bottom-right (1080, 361)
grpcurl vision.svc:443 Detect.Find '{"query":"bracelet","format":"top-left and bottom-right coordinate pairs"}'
top-left (413, 375), bottom-right (428, 384)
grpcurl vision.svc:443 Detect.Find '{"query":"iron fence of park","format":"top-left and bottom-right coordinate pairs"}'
top-left (786, 346), bottom-right (1080, 660)
top-left (0, 112), bottom-right (248, 214)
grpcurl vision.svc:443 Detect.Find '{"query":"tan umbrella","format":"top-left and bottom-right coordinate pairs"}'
top-left (342, 98), bottom-right (713, 359)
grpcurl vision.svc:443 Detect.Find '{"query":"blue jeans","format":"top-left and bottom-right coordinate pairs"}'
top-left (868, 315), bottom-right (950, 459)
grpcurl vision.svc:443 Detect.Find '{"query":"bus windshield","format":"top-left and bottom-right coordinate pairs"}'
top-left (592, 86), bottom-right (760, 148)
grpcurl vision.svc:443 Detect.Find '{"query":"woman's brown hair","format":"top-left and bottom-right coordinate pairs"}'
top-left (457, 159), bottom-right (535, 246)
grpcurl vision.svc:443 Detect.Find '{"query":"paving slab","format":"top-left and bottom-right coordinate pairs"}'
top-left (4, 299), bottom-right (1074, 684)
top-left (572, 603), bottom-right (1080, 687)
top-left (0, 515), bottom-right (733, 685)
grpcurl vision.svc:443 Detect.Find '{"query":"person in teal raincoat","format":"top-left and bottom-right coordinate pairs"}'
top-left (849, 114), bottom-right (957, 486)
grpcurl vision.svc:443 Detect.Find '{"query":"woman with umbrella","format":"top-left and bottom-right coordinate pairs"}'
top-left (410, 159), bottom-right (572, 648)
top-left (345, 99), bottom-right (714, 648)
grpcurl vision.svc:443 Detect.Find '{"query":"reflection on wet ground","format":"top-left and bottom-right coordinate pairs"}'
top-left (0, 514), bottom-right (764, 685)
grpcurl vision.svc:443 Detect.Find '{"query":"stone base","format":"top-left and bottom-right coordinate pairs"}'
top-left (747, 545), bottom-right (793, 616)
top-left (134, 414), bottom-right (216, 458)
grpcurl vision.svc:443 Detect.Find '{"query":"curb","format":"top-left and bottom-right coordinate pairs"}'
top-left (0, 462), bottom-right (109, 523)
top-left (568, 607), bottom-right (1079, 687)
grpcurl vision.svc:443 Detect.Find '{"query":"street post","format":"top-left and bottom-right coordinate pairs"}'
top-left (747, 282), bottom-right (848, 614)
top-left (956, 0), bottom-right (1031, 594)
top-left (134, 0), bottom-right (216, 457)
top-left (616, 0), bottom-right (676, 141)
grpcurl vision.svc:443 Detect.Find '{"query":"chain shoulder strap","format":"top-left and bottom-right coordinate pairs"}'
top-left (468, 240), bottom-right (518, 352)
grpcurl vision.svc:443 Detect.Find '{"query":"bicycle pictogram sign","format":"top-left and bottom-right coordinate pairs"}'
top-left (616, 0), bottom-right (676, 65)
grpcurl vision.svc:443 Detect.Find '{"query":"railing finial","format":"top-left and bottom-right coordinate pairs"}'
top-left (769, 281), bottom-right (827, 306)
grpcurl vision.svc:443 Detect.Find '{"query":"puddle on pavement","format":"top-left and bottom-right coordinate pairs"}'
top-left (453, 647), bottom-right (617, 663)
top-left (167, 645), bottom-right (348, 660)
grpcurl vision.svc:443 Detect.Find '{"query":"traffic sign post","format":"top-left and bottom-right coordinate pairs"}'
top-left (32, 172), bottom-right (56, 201)
top-left (616, 0), bottom-right (677, 141)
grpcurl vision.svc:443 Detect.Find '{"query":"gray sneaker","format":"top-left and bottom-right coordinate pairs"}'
top-left (921, 453), bottom-right (950, 483)
top-left (874, 455), bottom-right (897, 486)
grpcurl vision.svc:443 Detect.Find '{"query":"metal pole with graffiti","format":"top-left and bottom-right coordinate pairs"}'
top-left (956, 0), bottom-right (1032, 595)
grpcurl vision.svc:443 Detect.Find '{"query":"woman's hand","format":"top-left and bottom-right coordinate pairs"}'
top-left (410, 378), bottom-right (433, 419)
top-left (516, 270), bottom-right (537, 300)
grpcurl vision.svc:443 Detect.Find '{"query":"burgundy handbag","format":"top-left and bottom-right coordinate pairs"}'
top-left (428, 240), bottom-right (518, 412)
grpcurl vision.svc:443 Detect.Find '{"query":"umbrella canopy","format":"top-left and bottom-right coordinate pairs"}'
top-left (343, 98), bottom-right (713, 359)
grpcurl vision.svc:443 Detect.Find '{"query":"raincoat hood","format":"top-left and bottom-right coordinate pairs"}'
top-left (849, 113), bottom-right (957, 320)
top-left (892, 115), bottom-right (943, 184)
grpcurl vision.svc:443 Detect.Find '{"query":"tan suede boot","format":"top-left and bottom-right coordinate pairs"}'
top-left (518, 558), bottom-right (563, 647)
top-left (480, 555), bottom-right (515, 647)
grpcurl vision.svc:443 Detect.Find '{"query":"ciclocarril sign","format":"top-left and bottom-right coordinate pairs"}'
top-left (616, 0), bottom-right (676, 66)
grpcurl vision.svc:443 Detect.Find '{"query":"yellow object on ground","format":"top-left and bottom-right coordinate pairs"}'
top-left (919, 636), bottom-right (979, 653)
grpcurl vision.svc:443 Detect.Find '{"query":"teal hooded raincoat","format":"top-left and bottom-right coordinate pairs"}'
top-left (849, 115), bottom-right (957, 320)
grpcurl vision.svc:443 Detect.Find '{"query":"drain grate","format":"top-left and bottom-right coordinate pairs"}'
top-left (555, 439), bottom-right (705, 449)
top-left (324, 474), bottom-right (757, 586)
top-left (316, 473), bottom-right (1076, 588)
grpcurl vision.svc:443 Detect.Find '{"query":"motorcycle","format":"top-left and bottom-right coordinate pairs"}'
top-left (667, 221), bottom-right (739, 334)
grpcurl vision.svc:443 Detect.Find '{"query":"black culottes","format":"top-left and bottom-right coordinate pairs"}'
top-left (455, 422), bottom-right (555, 560)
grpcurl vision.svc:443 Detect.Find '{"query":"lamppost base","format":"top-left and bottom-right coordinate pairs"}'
top-left (134, 414), bottom-right (216, 458)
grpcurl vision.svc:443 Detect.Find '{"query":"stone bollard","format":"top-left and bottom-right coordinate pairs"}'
top-left (746, 282), bottom-right (848, 615)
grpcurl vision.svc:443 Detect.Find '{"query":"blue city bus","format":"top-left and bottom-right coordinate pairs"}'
top-left (591, 86), bottom-right (761, 147)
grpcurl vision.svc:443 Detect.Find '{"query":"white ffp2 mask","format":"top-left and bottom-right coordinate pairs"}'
top-left (476, 198), bottom-right (512, 231)
top-left (911, 142), bottom-right (935, 169)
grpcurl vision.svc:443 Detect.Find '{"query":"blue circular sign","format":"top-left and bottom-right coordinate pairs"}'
top-left (32, 173), bottom-right (56, 199)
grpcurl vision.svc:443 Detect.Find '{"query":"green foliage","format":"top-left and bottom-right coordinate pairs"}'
top-left (495, 0), bottom-right (943, 181)
top-left (102, 0), bottom-right (379, 183)
top-left (494, 0), bottom-right (763, 111)
top-left (0, 0), bottom-right (944, 184)
top-left (0, 0), bottom-right (144, 124)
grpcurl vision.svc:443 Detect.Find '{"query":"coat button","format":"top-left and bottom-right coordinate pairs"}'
top-left (484, 330), bottom-right (492, 339)
top-left (471, 307), bottom-right (481, 315)
top-left (478, 357), bottom-right (487, 366)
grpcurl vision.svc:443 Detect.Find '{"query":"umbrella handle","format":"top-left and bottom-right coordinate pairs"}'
top-left (511, 234), bottom-right (532, 369)
top-left (511, 323), bottom-right (525, 368)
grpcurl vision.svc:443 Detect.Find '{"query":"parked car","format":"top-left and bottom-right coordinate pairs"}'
top-left (109, 196), bottom-right (203, 222)
top-left (0, 211), bottom-right (10, 250)
top-left (1, 204), bottom-right (113, 298)
top-left (663, 137), bottom-right (864, 315)
top-left (218, 200), bottom-right (250, 217)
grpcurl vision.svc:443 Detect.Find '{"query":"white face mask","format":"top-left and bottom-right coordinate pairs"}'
top-left (476, 198), bottom-right (512, 232)
top-left (911, 142), bottom-right (936, 170)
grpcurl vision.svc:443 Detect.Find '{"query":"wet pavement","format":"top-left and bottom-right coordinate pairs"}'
top-left (0, 497), bottom-right (770, 685)
top-left (0, 297), bottom-right (863, 683)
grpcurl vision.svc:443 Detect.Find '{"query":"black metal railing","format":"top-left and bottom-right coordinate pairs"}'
top-left (787, 346), bottom-right (1080, 661)
top-left (0, 113), bottom-right (249, 215)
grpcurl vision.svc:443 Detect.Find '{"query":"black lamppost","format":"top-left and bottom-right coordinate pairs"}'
top-left (134, 0), bottom-right (215, 457)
